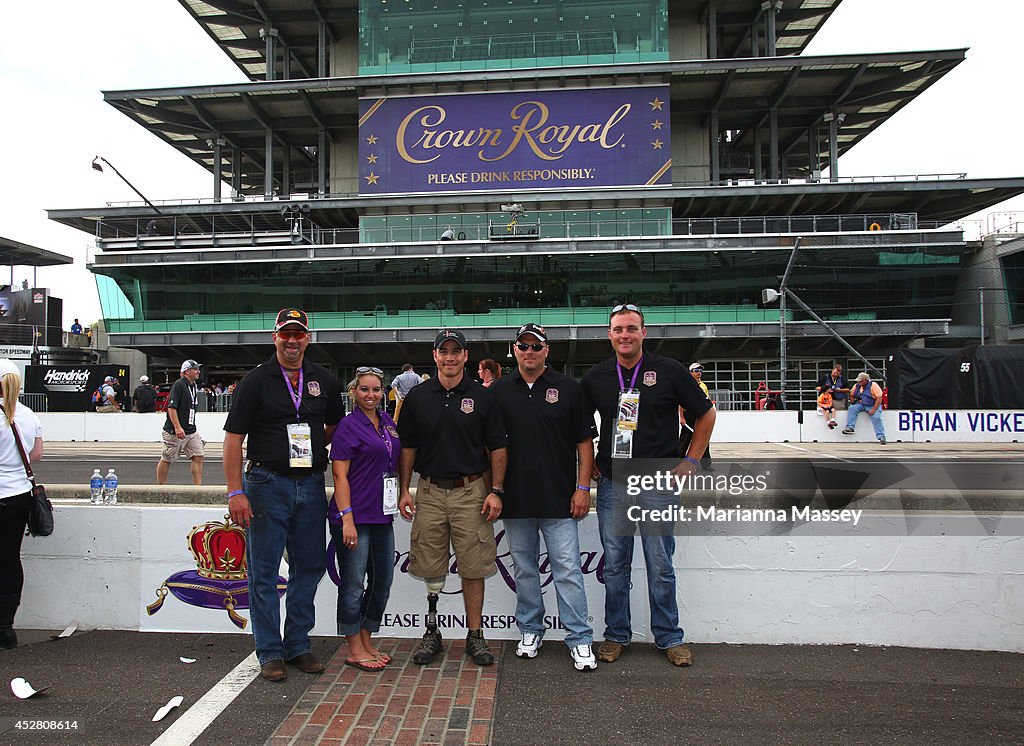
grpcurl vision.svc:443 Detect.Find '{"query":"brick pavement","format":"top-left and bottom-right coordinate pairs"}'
top-left (266, 636), bottom-right (499, 745)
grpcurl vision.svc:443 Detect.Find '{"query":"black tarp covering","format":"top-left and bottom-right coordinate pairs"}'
top-left (888, 346), bottom-right (1024, 409)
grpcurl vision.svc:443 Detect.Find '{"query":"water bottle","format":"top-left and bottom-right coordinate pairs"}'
top-left (89, 469), bottom-right (104, 505)
top-left (103, 468), bottom-right (119, 505)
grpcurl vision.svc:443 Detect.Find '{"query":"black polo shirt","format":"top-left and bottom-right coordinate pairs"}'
top-left (163, 377), bottom-right (199, 434)
top-left (224, 354), bottom-right (343, 474)
top-left (396, 374), bottom-right (506, 480)
top-left (491, 367), bottom-right (596, 518)
top-left (582, 351), bottom-right (712, 476)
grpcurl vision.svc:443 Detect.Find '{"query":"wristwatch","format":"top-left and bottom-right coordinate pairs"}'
top-left (490, 487), bottom-right (505, 498)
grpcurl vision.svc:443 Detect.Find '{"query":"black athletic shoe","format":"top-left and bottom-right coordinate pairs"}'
top-left (466, 629), bottom-right (495, 666)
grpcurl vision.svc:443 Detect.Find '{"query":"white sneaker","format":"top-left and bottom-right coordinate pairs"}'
top-left (570, 643), bottom-right (597, 671)
top-left (516, 632), bottom-right (543, 658)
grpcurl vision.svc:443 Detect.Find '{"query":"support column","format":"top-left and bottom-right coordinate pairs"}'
top-left (264, 129), bottom-right (274, 198)
top-left (768, 107), bottom-right (779, 182)
top-left (753, 127), bottom-right (763, 182)
top-left (231, 147), bottom-right (242, 198)
top-left (827, 113), bottom-right (840, 182)
top-left (765, 1), bottom-right (778, 57)
top-left (318, 129), bottom-right (327, 196)
top-left (282, 147), bottom-right (291, 198)
top-left (708, 1), bottom-right (718, 59)
top-left (710, 112), bottom-right (720, 184)
top-left (212, 137), bottom-right (224, 202)
top-left (263, 27), bottom-right (278, 81)
top-left (318, 21), bottom-right (328, 77)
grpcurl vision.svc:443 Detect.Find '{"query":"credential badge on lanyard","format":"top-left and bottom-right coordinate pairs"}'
top-left (613, 356), bottom-right (643, 459)
top-left (282, 366), bottom-right (313, 468)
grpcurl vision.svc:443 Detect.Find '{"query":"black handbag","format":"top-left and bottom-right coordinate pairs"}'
top-left (1, 405), bottom-right (52, 537)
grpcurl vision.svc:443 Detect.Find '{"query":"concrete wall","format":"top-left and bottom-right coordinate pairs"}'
top-left (19, 505), bottom-right (1024, 652)
top-left (38, 410), bottom-right (1024, 444)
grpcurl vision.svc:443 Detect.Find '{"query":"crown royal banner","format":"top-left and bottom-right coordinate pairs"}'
top-left (358, 86), bottom-right (672, 194)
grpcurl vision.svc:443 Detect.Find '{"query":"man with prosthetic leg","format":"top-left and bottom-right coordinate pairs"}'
top-left (397, 329), bottom-right (508, 665)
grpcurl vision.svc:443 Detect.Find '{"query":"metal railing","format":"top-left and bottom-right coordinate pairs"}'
top-left (19, 393), bottom-right (48, 413)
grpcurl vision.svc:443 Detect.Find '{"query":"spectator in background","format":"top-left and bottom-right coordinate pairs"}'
top-left (678, 362), bottom-right (714, 471)
top-left (842, 372), bottom-right (886, 445)
top-left (478, 359), bottom-right (501, 388)
top-left (390, 364), bottom-right (421, 423)
top-left (70, 319), bottom-right (83, 336)
top-left (133, 375), bottom-right (158, 413)
top-left (96, 376), bottom-right (121, 413)
top-left (817, 388), bottom-right (837, 429)
top-left (157, 360), bottom-right (205, 485)
top-left (817, 364), bottom-right (849, 411)
top-left (146, 218), bottom-right (158, 236)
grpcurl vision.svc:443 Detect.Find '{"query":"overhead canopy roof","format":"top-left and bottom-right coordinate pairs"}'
top-left (177, 0), bottom-right (841, 81)
top-left (101, 49), bottom-right (966, 195)
top-left (0, 236), bottom-right (74, 267)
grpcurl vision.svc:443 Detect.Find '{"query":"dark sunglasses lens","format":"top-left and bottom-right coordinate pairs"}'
top-left (517, 343), bottom-right (543, 351)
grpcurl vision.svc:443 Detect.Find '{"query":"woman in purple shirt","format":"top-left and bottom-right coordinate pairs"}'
top-left (329, 367), bottom-right (400, 671)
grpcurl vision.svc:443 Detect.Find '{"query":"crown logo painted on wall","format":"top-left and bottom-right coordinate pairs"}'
top-left (187, 516), bottom-right (247, 580)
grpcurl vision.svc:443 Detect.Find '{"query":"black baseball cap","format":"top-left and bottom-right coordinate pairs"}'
top-left (515, 323), bottom-right (548, 344)
top-left (434, 329), bottom-right (467, 349)
top-left (275, 308), bottom-right (309, 332)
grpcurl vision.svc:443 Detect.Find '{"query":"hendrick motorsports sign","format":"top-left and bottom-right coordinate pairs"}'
top-left (26, 364), bottom-right (129, 412)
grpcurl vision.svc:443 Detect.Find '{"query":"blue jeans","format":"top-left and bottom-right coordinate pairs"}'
top-left (328, 522), bottom-right (395, 636)
top-left (503, 518), bottom-right (592, 648)
top-left (846, 403), bottom-right (886, 440)
top-left (595, 475), bottom-right (683, 649)
top-left (244, 467), bottom-right (327, 665)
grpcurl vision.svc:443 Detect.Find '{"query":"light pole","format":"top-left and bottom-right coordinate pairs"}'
top-left (91, 156), bottom-right (163, 215)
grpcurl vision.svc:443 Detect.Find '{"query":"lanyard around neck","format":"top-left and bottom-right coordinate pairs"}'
top-left (280, 365), bottom-right (304, 419)
top-left (616, 355), bottom-right (644, 391)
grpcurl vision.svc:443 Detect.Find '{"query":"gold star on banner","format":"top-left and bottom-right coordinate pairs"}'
top-left (365, 172), bottom-right (380, 185)
top-left (649, 97), bottom-right (664, 111)
top-left (367, 153), bottom-right (378, 164)
top-left (651, 119), bottom-right (663, 130)
top-left (366, 134), bottom-right (378, 145)
top-left (652, 139), bottom-right (664, 150)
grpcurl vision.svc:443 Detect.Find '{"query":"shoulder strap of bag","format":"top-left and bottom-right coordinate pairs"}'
top-left (0, 404), bottom-right (36, 484)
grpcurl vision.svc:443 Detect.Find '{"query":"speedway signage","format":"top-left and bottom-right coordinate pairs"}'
top-left (358, 86), bottom-right (672, 194)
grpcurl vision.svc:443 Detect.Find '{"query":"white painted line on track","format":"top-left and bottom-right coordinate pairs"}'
top-left (776, 442), bottom-right (849, 462)
top-left (150, 651), bottom-right (260, 746)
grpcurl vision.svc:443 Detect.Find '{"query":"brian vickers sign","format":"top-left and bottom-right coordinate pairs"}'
top-left (358, 86), bottom-right (672, 194)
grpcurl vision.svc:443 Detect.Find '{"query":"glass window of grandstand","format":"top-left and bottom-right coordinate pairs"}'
top-left (358, 0), bottom-right (668, 75)
top-left (1002, 252), bottom-right (1024, 325)
top-left (359, 208), bottom-right (671, 243)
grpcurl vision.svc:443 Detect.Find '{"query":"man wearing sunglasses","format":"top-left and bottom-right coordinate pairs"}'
top-left (491, 323), bottom-right (598, 670)
top-left (678, 363), bottom-right (714, 471)
top-left (581, 303), bottom-right (716, 668)
top-left (224, 308), bottom-right (344, 682)
top-left (397, 329), bottom-right (508, 666)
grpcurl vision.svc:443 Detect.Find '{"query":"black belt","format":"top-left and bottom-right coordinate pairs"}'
top-left (247, 461), bottom-right (314, 477)
top-left (425, 473), bottom-right (483, 490)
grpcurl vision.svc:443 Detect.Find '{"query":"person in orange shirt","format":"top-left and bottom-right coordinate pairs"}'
top-left (817, 388), bottom-right (837, 429)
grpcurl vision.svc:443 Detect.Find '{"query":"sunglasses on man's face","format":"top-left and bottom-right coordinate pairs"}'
top-left (516, 343), bottom-right (545, 352)
top-left (356, 366), bottom-right (384, 376)
top-left (276, 330), bottom-right (308, 341)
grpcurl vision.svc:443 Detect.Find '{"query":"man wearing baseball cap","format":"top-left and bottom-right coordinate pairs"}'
top-left (224, 308), bottom-right (344, 682)
top-left (678, 363), bottom-right (714, 471)
top-left (132, 375), bottom-right (157, 413)
top-left (491, 323), bottom-right (598, 670)
top-left (96, 375), bottom-right (120, 413)
top-left (396, 328), bottom-right (507, 667)
top-left (157, 360), bottom-right (204, 485)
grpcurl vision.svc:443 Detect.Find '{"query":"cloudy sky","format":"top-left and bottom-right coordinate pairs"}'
top-left (1, 0), bottom-right (1021, 327)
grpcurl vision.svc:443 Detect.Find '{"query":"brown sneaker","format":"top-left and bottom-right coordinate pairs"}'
top-left (286, 652), bottom-right (325, 674)
top-left (465, 630), bottom-right (495, 666)
top-left (596, 641), bottom-right (625, 662)
top-left (665, 644), bottom-right (693, 667)
top-left (412, 629), bottom-right (444, 665)
top-left (260, 659), bottom-right (287, 682)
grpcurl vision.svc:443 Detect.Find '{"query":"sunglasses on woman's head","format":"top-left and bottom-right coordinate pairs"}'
top-left (356, 366), bottom-right (384, 376)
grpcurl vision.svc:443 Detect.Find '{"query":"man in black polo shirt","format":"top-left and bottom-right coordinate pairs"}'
top-left (491, 323), bottom-right (598, 670)
top-left (224, 308), bottom-right (343, 682)
top-left (397, 329), bottom-right (507, 666)
top-left (581, 303), bottom-right (716, 668)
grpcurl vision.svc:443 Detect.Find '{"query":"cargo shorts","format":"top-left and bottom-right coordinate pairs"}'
top-left (160, 430), bottom-right (205, 462)
top-left (408, 477), bottom-right (496, 581)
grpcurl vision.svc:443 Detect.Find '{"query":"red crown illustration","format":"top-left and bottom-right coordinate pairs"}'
top-left (187, 516), bottom-right (247, 580)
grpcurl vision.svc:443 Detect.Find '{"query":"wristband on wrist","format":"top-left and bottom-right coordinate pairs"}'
top-left (683, 456), bottom-right (702, 469)
top-left (490, 488), bottom-right (504, 498)
top-left (339, 507), bottom-right (354, 517)
top-left (576, 484), bottom-right (591, 492)
top-left (227, 489), bottom-right (245, 498)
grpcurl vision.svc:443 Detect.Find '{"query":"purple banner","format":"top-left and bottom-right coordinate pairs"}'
top-left (358, 86), bottom-right (671, 194)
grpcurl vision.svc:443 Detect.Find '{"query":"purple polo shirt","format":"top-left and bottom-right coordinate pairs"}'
top-left (328, 408), bottom-right (400, 525)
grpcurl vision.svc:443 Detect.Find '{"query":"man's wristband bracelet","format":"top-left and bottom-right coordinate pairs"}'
top-left (683, 456), bottom-right (702, 469)
top-left (490, 488), bottom-right (504, 498)
top-left (576, 484), bottom-right (591, 492)
top-left (339, 507), bottom-right (354, 516)
top-left (227, 489), bottom-right (245, 499)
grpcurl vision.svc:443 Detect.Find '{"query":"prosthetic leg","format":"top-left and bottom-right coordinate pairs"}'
top-left (412, 578), bottom-right (446, 665)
